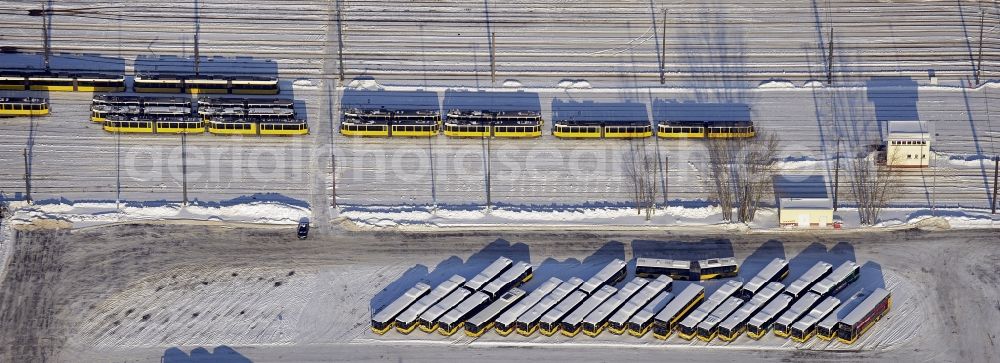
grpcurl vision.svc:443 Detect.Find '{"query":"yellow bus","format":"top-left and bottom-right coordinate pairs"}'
top-left (651, 284), bottom-right (705, 339)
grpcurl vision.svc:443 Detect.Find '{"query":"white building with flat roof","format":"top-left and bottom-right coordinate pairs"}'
top-left (774, 175), bottom-right (835, 228)
top-left (886, 121), bottom-right (930, 167)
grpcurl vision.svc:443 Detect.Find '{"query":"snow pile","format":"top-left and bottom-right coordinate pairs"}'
top-left (292, 79), bottom-right (318, 89)
top-left (758, 80), bottom-right (796, 89)
top-left (346, 79), bottom-right (384, 91)
top-left (9, 200), bottom-right (309, 228)
top-left (557, 80), bottom-right (592, 89)
top-left (502, 79), bottom-right (524, 88)
top-left (802, 80), bottom-right (825, 88)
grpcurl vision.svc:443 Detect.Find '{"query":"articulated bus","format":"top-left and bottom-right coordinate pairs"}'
top-left (581, 277), bottom-right (649, 337)
top-left (746, 294), bottom-right (793, 339)
top-left (784, 261), bottom-right (833, 298)
top-left (835, 288), bottom-right (891, 344)
top-left (370, 282), bottom-right (431, 334)
top-left (494, 277), bottom-right (562, 336)
top-left (539, 289), bottom-right (594, 336)
top-left (717, 282), bottom-right (785, 341)
top-left (395, 275), bottom-right (466, 334)
top-left (817, 291), bottom-right (866, 340)
top-left (91, 95), bottom-right (141, 122)
top-left (676, 281), bottom-right (742, 340)
top-left (608, 275), bottom-right (673, 334)
top-left (635, 258), bottom-right (692, 280)
top-left (629, 291), bottom-right (674, 337)
top-left (559, 285), bottom-right (617, 337)
top-left (482, 261), bottom-right (532, 300)
top-left (417, 287), bottom-right (472, 333)
top-left (579, 259), bottom-right (627, 295)
top-left (656, 121), bottom-right (756, 139)
top-left (809, 261), bottom-right (860, 298)
top-left (516, 277), bottom-right (584, 336)
top-left (0, 97), bottom-right (49, 117)
top-left (739, 258), bottom-right (789, 299)
top-left (438, 291), bottom-right (491, 336)
top-left (465, 257), bottom-right (514, 292)
top-left (790, 296), bottom-right (841, 342)
top-left (695, 296), bottom-right (744, 341)
top-left (773, 292), bottom-right (822, 337)
top-left (464, 288), bottom-right (526, 337)
top-left (650, 284), bottom-right (704, 339)
top-left (552, 120), bottom-right (652, 139)
top-left (693, 257), bottom-right (739, 280)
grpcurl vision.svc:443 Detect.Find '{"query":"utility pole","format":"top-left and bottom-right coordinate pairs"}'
top-left (428, 136), bottom-right (437, 207)
top-left (193, 0), bottom-right (200, 75)
top-left (28, 6), bottom-right (51, 72)
top-left (335, 0), bottom-right (346, 81)
top-left (181, 133), bottom-right (188, 206)
top-left (484, 127), bottom-right (492, 210)
top-left (833, 138), bottom-right (840, 211)
top-left (490, 32), bottom-right (497, 85)
top-left (23, 148), bottom-right (31, 204)
top-left (826, 27), bottom-right (834, 85)
top-left (660, 8), bottom-right (667, 84)
top-left (331, 154), bottom-right (337, 208)
top-left (992, 155), bottom-right (998, 214)
top-left (976, 10), bottom-right (984, 85)
top-left (116, 129), bottom-right (121, 211)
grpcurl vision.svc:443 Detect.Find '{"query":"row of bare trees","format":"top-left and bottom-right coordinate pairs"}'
top-left (622, 129), bottom-right (899, 226)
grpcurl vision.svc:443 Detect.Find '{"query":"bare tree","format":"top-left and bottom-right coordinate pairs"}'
top-left (705, 131), bottom-right (780, 223)
top-left (846, 139), bottom-right (899, 225)
top-left (622, 140), bottom-right (659, 220)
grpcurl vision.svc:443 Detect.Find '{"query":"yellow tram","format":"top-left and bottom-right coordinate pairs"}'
top-left (553, 120), bottom-right (652, 139)
top-left (184, 76), bottom-right (230, 94)
top-left (134, 74), bottom-right (184, 93)
top-left (341, 108), bottom-right (440, 137)
top-left (0, 73), bottom-right (27, 90)
top-left (27, 74), bottom-right (76, 91)
top-left (75, 74), bottom-right (127, 92)
top-left (207, 117), bottom-right (258, 135)
top-left (656, 121), bottom-right (756, 139)
top-left (0, 97), bottom-right (49, 117)
top-left (91, 95), bottom-right (141, 122)
top-left (230, 76), bottom-right (280, 95)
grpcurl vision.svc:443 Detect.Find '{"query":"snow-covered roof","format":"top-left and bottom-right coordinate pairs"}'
top-left (774, 175), bottom-right (830, 202)
top-left (887, 120), bottom-right (929, 137)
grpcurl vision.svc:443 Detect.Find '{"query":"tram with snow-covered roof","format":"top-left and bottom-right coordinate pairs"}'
top-left (676, 280), bottom-right (742, 340)
top-left (559, 285), bottom-right (616, 337)
top-left (746, 293), bottom-right (793, 339)
top-left (581, 277), bottom-right (648, 337)
top-left (494, 277), bottom-right (561, 336)
top-left (552, 120), bottom-right (652, 139)
top-left (438, 291), bottom-right (491, 336)
top-left (648, 284), bottom-right (714, 339)
top-left (0, 97), bottom-right (49, 117)
top-left (773, 291), bottom-right (822, 337)
top-left (810, 260), bottom-right (860, 297)
top-left (370, 282), bottom-right (431, 334)
top-left (608, 275), bottom-right (672, 334)
top-left (91, 95), bottom-right (141, 122)
top-left (785, 261), bottom-right (832, 298)
top-left (790, 295), bottom-right (841, 342)
top-left (464, 288), bottom-right (526, 337)
top-left (395, 275), bottom-right (466, 334)
top-left (739, 258), bottom-right (789, 299)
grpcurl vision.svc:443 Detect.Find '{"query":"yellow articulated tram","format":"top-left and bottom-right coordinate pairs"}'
top-left (657, 121), bottom-right (756, 139)
top-left (27, 74), bottom-right (76, 91)
top-left (258, 118), bottom-right (309, 136)
top-left (74, 74), bottom-right (127, 92)
top-left (0, 97), bottom-right (49, 117)
top-left (198, 97), bottom-right (247, 120)
top-left (553, 120), bottom-right (652, 139)
top-left (443, 110), bottom-right (543, 138)
top-left (134, 74), bottom-right (184, 93)
top-left (230, 76), bottom-right (280, 95)
top-left (184, 76), bottom-right (230, 94)
top-left (91, 95), bottom-right (141, 122)
top-left (207, 117), bottom-right (257, 135)
top-left (0, 73), bottom-right (28, 90)
top-left (341, 108), bottom-right (440, 137)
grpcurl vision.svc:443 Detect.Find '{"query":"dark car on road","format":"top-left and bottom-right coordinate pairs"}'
top-left (297, 221), bottom-right (309, 239)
